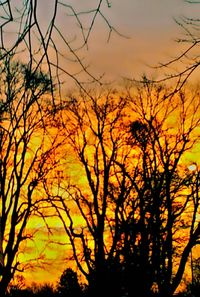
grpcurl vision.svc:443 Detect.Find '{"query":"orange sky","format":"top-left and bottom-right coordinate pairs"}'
top-left (17, 91), bottom-right (200, 288)
top-left (2, 0), bottom-right (200, 289)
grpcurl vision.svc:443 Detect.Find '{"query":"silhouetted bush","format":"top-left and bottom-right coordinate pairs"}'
top-left (57, 268), bottom-right (83, 297)
top-left (33, 283), bottom-right (56, 297)
top-left (6, 282), bottom-right (57, 297)
top-left (6, 287), bottom-right (34, 297)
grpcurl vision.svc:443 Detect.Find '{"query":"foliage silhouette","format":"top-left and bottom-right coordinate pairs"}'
top-left (7, 282), bottom-right (56, 297)
top-left (57, 268), bottom-right (82, 297)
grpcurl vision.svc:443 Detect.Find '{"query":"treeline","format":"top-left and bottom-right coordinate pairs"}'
top-left (6, 264), bottom-right (200, 297)
top-left (0, 57), bottom-right (200, 297)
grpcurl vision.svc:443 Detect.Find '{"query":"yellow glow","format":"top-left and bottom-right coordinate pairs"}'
top-left (2, 88), bottom-right (200, 290)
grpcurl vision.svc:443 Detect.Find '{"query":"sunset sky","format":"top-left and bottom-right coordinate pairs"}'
top-left (23, 0), bottom-right (200, 285)
top-left (2, 0), bottom-right (200, 290)
top-left (79, 0), bottom-right (198, 83)
top-left (31, 0), bottom-right (199, 87)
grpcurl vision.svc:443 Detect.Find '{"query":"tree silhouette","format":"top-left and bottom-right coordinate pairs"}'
top-left (157, 1), bottom-right (200, 91)
top-left (46, 81), bottom-right (200, 297)
top-left (46, 89), bottom-right (130, 297)
top-left (122, 79), bottom-right (200, 297)
top-left (185, 257), bottom-right (200, 297)
top-left (0, 55), bottom-right (62, 295)
top-left (0, 1), bottom-right (120, 95)
top-left (57, 268), bottom-right (82, 297)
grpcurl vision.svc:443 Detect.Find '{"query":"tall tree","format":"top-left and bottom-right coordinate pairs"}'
top-left (0, 55), bottom-right (61, 295)
top-left (122, 79), bottom-right (200, 297)
top-left (46, 89), bottom-right (132, 297)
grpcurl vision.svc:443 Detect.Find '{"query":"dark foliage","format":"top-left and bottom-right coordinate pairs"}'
top-left (57, 268), bottom-right (83, 297)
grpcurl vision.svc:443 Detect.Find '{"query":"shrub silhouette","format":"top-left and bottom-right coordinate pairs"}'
top-left (57, 268), bottom-right (82, 297)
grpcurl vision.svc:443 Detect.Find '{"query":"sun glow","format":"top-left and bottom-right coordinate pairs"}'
top-left (1, 84), bottom-right (200, 296)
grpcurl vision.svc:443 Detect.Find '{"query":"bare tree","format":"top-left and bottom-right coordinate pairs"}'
top-left (45, 89), bottom-right (133, 297)
top-left (123, 79), bottom-right (200, 297)
top-left (0, 1), bottom-right (120, 95)
top-left (156, 1), bottom-right (200, 91)
top-left (0, 55), bottom-right (61, 295)
top-left (47, 81), bottom-right (200, 297)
